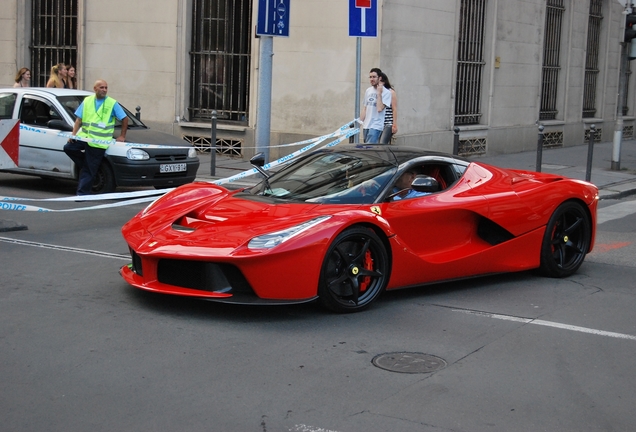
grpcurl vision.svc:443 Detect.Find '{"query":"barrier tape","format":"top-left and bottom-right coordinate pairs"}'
top-left (19, 118), bottom-right (362, 150)
top-left (211, 122), bottom-right (359, 186)
top-left (1, 188), bottom-right (170, 202)
top-left (0, 196), bottom-right (158, 213)
top-left (19, 124), bottom-right (187, 150)
top-left (2, 121), bottom-right (361, 212)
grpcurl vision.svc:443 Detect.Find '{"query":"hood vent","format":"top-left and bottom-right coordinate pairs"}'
top-left (172, 214), bottom-right (217, 232)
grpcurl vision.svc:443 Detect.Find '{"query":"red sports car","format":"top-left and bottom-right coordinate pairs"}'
top-left (120, 145), bottom-right (598, 312)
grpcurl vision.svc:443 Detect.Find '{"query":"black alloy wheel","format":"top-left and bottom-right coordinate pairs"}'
top-left (318, 227), bottom-right (389, 313)
top-left (539, 201), bottom-right (591, 278)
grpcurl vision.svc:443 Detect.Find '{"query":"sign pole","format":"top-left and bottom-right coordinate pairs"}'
top-left (613, 2), bottom-right (633, 170)
top-left (354, 37), bottom-right (361, 143)
top-left (255, 35), bottom-right (274, 162)
top-left (255, 0), bottom-right (289, 162)
top-left (350, 0), bottom-right (377, 143)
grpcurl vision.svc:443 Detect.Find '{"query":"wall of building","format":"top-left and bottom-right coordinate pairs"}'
top-left (1, 0), bottom-right (634, 160)
top-left (0, 1), bottom-right (19, 86)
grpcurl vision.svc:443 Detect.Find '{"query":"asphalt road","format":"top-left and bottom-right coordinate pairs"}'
top-left (1, 172), bottom-right (636, 432)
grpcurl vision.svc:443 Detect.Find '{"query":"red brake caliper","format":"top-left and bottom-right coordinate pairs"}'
top-left (359, 250), bottom-right (373, 292)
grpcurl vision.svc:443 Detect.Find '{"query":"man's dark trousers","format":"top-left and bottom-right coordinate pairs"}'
top-left (63, 139), bottom-right (106, 195)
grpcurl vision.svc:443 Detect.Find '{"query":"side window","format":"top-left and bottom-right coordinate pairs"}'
top-left (0, 93), bottom-right (17, 120)
top-left (452, 163), bottom-right (468, 178)
top-left (418, 163), bottom-right (455, 191)
top-left (19, 98), bottom-right (63, 128)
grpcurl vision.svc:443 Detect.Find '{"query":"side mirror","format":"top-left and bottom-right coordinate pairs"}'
top-left (250, 152), bottom-right (270, 179)
top-left (250, 152), bottom-right (265, 168)
top-left (411, 175), bottom-right (439, 193)
top-left (47, 119), bottom-right (73, 132)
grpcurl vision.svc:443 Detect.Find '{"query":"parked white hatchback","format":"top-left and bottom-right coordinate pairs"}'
top-left (0, 88), bottom-right (199, 193)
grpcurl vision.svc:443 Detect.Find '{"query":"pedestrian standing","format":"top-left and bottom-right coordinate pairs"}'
top-left (46, 63), bottom-right (68, 88)
top-left (13, 68), bottom-right (31, 88)
top-left (378, 72), bottom-right (398, 144)
top-left (66, 64), bottom-right (77, 89)
top-left (63, 79), bottom-right (128, 195)
top-left (359, 67), bottom-right (392, 143)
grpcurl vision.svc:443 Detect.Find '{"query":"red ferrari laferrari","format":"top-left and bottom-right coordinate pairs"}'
top-left (120, 145), bottom-right (598, 312)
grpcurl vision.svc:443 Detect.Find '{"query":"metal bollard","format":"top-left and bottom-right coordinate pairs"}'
top-left (210, 110), bottom-right (217, 177)
top-left (536, 125), bottom-right (544, 172)
top-left (453, 127), bottom-right (460, 155)
top-left (586, 124), bottom-right (595, 182)
top-left (135, 106), bottom-right (141, 120)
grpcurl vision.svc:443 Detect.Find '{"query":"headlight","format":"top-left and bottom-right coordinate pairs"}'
top-left (127, 148), bottom-right (150, 160)
top-left (248, 216), bottom-right (331, 250)
top-left (188, 148), bottom-right (197, 158)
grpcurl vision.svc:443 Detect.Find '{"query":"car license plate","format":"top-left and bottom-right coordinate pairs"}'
top-left (160, 163), bottom-right (187, 173)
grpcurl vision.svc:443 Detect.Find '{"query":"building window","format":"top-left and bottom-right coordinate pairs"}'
top-left (539, 0), bottom-right (565, 121)
top-left (583, 0), bottom-right (603, 118)
top-left (454, 0), bottom-right (487, 126)
top-left (189, 0), bottom-right (252, 124)
top-left (30, 0), bottom-right (78, 87)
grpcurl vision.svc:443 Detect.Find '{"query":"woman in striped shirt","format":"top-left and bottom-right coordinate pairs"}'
top-left (379, 72), bottom-right (397, 144)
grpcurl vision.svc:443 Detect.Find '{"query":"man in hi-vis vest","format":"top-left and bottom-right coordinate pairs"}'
top-left (64, 79), bottom-right (128, 195)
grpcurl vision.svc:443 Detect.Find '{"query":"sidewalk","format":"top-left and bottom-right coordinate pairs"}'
top-left (195, 138), bottom-right (636, 199)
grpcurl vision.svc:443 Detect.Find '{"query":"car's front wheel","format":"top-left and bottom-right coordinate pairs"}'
top-left (318, 227), bottom-right (389, 313)
top-left (539, 201), bottom-right (591, 277)
top-left (91, 162), bottom-right (116, 194)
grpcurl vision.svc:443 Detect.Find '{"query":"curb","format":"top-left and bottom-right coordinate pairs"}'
top-left (598, 179), bottom-right (636, 200)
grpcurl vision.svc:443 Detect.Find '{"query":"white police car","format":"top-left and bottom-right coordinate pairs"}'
top-left (0, 88), bottom-right (199, 193)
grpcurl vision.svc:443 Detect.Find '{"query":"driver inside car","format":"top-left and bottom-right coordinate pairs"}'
top-left (391, 170), bottom-right (431, 201)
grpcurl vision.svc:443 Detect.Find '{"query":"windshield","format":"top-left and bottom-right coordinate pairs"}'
top-left (57, 95), bottom-right (146, 128)
top-left (248, 150), bottom-right (398, 204)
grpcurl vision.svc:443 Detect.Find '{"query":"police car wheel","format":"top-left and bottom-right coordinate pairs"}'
top-left (92, 162), bottom-right (116, 194)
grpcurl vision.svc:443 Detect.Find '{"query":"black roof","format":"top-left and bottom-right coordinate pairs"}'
top-left (317, 144), bottom-right (471, 167)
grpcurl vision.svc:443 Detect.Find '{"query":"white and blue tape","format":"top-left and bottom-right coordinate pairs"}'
top-left (2, 121), bottom-right (361, 212)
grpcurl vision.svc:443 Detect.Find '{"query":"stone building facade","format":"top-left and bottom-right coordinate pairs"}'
top-left (1, 0), bottom-right (633, 159)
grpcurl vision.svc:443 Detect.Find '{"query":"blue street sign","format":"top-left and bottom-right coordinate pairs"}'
top-left (257, 0), bottom-right (290, 37)
top-left (349, 0), bottom-right (377, 37)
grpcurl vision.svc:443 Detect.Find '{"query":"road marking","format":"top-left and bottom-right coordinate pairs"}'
top-left (598, 200), bottom-right (636, 224)
top-left (454, 309), bottom-right (636, 341)
top-left (290, 425), bottom-right (341, 432)
top-left (0, 236), bottom-right (129, 260)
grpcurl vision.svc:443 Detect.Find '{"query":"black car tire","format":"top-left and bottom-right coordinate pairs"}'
top-left (91, 162), bottom-right (116, 194)
top-left (318, 227), bottom-right (389, 313)
top-left (539, 200), bottom-right (591, 278)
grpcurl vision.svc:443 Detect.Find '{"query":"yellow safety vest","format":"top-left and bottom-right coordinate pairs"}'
top-left (77, 95), bottom-right (117, 149)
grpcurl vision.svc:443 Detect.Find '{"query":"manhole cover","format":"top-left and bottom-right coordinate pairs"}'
top-left (372, 352), bottom-right (447, 374)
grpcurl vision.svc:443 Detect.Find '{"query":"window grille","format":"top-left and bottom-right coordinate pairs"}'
top-left (623, 125), bottom-right (634, 140)
top-left (458, 137), bottom-right (487, 156)
top-left (190, 0), bottom-right (252, 124)
top-left (583, 0), bottom-right (603, 118)
top-left (30, 0), bottom-right (78, 88)
top-left (454, 0), bottom-right (487, 126)
top-left (539, 0), bottom-right (565, 120)
top-left (183, 135), bottom-right (243, 157)
top-left (584, 127), bottom-right (602, 143)
top-left (542, 131), bottom-right (563, 147)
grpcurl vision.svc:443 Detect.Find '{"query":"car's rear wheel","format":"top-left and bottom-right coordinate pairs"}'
top-left (318, 227), bottom-right (389, 313)
top-left (539, 201), bottom-right (591, 278)
top-left (91, 162), bottom-right (116, 194)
